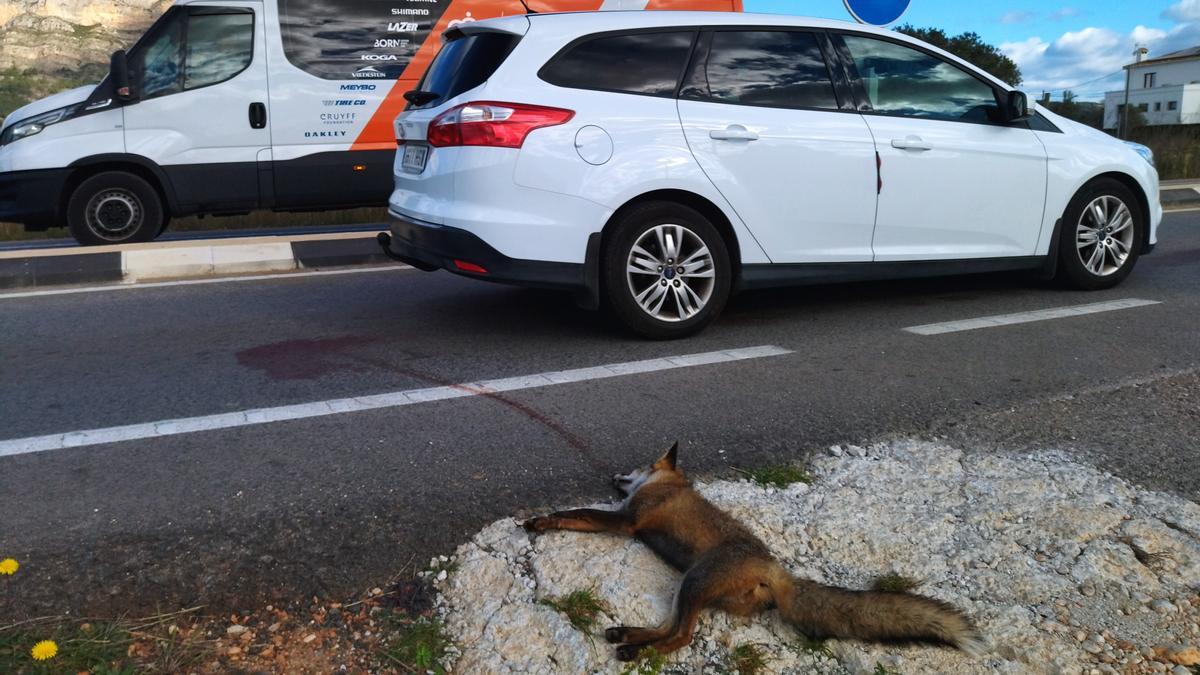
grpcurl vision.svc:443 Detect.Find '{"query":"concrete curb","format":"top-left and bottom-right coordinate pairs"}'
top-left (1, 180), bottom-right (1192, 290)
top-left (0, 230), bottom-right (392, 289)
top-left (1161, 185), bottom-right (1200, 210)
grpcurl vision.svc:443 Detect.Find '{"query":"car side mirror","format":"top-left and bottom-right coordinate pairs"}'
top-left (1004, 90), bottom-right (1031, 123)
top-left (110, 50), bottom-right (136, 102)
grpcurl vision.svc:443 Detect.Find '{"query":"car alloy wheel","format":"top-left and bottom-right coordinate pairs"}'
top-left (625, 223), bottom-right (716, 322)
top-left (1076, 195), bottom-right (1134, 277)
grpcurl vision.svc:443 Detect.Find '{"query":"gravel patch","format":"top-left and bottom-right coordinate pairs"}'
top-left (430, 439), bottom-right (1200, 674)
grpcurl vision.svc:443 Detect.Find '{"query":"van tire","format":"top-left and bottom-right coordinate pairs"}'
top-left (603, 201), bottom-right (731, 339)
top-left (67, 171), bottom-right (165, 246)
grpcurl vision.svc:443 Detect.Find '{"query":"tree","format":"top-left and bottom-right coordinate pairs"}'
top-left (894, 25), bottom-right (1022, 86)
top-left (1043, 89), bottom-right (1105, 130)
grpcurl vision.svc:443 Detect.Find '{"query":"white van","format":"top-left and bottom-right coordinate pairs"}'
top-left (0, 0), bottom-right (742, 245)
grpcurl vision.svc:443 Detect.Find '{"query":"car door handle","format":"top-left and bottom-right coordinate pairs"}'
top-left (709, 125), bottom-right (759, 142)
top-left (891, 135), bottom-right (931, 151)
top-left (248, 102), bottom-right (267, 129)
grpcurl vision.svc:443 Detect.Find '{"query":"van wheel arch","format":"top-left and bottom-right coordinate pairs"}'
top-left (62, 166), bottom-right (171, 245)
top-left (63, 156), bottom-right (179, 223)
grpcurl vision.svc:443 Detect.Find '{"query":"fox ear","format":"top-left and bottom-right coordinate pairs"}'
top-left (655, 441), bottom-right (679, 470)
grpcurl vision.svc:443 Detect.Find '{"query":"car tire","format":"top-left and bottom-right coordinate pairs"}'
top-left (66, 171), bottom-right (165, 246)
top-left (603, 201), bottom-right (731, 339)
top-left (1056, 178), bottom-right (1142, 290)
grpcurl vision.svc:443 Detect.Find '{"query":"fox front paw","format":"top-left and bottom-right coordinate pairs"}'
top-left (522, 516), bottom-right (552, 533)
top-left (615, 644), bottom-right (643, 661)
top-left (605, 627), bottom-right (629, 644)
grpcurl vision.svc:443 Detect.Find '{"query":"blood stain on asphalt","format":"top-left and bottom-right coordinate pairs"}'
top-left (345, 353), bottom-right (600, 470)
top-left (236, 336), bottom-right (380, 380)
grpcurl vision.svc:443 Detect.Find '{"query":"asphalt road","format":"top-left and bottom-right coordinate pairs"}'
top-left (1, 213), bottom-right (1197, 618)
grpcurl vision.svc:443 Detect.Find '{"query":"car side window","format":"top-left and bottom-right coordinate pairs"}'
top-left (840, 35), bottom-right (999, 122)
top-left (681, 30), bottom-right (839, 110)
top-left (184, 12), bottom-right (254, 90)
top-left (539, 31), bottom-right (696, 97)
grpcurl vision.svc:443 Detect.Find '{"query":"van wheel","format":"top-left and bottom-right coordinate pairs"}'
top-left (603, 202), bottom-right (731, 339)
top-left (1057, 178), bottom-right (1142, 290)
top-left (66, 171), bottom-right (164, 246)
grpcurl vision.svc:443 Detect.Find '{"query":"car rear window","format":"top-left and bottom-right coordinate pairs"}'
top-left (411, 31), bottom-right (522, 109)
top-left (682, 30), bottom-right (838, 110)
top-left (539, 31), bottom-right (696, 97)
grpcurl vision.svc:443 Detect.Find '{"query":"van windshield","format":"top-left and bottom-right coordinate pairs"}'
top-left (410, 31), bottom-right (521, 109)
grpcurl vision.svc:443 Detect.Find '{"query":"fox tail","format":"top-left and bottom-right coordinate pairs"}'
top-left (769, 569), bottom-right (986, 656)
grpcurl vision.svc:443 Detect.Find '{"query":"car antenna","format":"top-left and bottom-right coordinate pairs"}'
top-left (518, 0), bottom-right (538, 13)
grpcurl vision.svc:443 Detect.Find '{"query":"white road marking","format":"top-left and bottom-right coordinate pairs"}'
top-left (0, 345), bottom-right (792, 458)
top-left (903, 298), bottom-right (1162, 335)
top-left (0, 265), bottom-right (411, 301)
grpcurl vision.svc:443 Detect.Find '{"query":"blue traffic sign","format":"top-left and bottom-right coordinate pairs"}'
top-left (843, 0), bottom-right (911, 25)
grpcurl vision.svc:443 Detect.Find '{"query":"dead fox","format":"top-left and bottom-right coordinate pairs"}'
top-left (524, 443), bottom-right (985, 661)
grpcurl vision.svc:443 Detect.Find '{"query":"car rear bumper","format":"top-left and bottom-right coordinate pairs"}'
top-left (385, 209), bottom-right (587, 291)
top-left (0, 168), bottom-right (67, 230)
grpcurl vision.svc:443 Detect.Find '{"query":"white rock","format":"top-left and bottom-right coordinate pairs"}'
top-left (1150, 599), bottom-right (1176, 613)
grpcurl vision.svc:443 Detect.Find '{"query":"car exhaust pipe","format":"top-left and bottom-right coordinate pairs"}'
top-left (377, 232), bottom-right (438, 271)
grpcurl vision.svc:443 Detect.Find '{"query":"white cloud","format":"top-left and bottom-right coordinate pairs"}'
top-left (1003, 18), bottom-right (1200, 99)
top-left (1164, 0), bottom-right (1200, 22)
top-left (1049, 7), bottom-right (1080, 21)
top-left (1000, 11), bottom-right (1035, 25)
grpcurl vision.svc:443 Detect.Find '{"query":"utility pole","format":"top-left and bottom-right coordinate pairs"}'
top-left (1121, 45), bottom-right (1149, 139)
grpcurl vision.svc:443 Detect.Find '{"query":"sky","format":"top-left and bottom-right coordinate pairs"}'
top-left (740, 0), bottom-right (1200, 100)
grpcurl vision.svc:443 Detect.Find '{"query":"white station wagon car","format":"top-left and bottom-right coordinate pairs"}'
top-left (380, 11), bottom-right (1161, 338)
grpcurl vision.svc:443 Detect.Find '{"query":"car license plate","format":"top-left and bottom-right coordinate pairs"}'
top-left (402, 144), bottom-right (428, 173)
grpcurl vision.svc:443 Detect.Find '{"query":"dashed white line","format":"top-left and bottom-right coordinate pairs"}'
top-left (0, 265), bottom-right (411, 301)
top-left (903, 298), bottom-right (1162, 335)
top-left (0, 345), bottom-right (793, 458)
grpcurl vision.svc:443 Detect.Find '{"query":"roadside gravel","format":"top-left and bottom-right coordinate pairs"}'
top-left (432, 439), bottom-right (1200, 674)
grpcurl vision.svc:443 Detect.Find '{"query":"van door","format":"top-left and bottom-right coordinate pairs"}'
top-left (677, 29), bottom-right (878, 263)
top-left (123, 4), bottom-right (268, 214)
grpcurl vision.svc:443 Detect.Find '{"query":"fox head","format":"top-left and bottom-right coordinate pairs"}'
top-left (612, 442), bottom-right (684, 497)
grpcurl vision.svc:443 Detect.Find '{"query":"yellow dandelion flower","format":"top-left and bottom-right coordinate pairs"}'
top-left (31, 640), bottom-right (58, 661)
top-left (0, 558), bottom-right (17, 575)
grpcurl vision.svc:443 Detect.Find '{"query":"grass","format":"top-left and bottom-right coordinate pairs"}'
top-left (874, 663), bottom-right (899, 675)
top-left (871, 573), bottom-right (922, 594)
top-left (0, 608), bottom-right (206, 675)
top-left (794, 634), bottom-right (835, 659)
top-left (0, 622), bottom-right (131, 674)
top-left (379, 615), bottom-right (451, 674)
top-left (620, 647), bottom-right (667, 675)
top-left (727, 642), bottom-right (768, 675)
top-left (541, 588), bottom-right (607, 633)
top-left (734, 464), bottom-right (812, 488)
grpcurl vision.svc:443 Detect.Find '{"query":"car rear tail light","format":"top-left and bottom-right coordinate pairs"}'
top-left (427, 102), bottom-right (574, 148)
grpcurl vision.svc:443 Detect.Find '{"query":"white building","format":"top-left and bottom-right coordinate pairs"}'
top-left (1103, 46), bottom-right (1200, 129)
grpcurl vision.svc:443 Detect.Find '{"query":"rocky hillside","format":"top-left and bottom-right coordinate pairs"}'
top-left (0, 0), bottom-right (170, 118)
